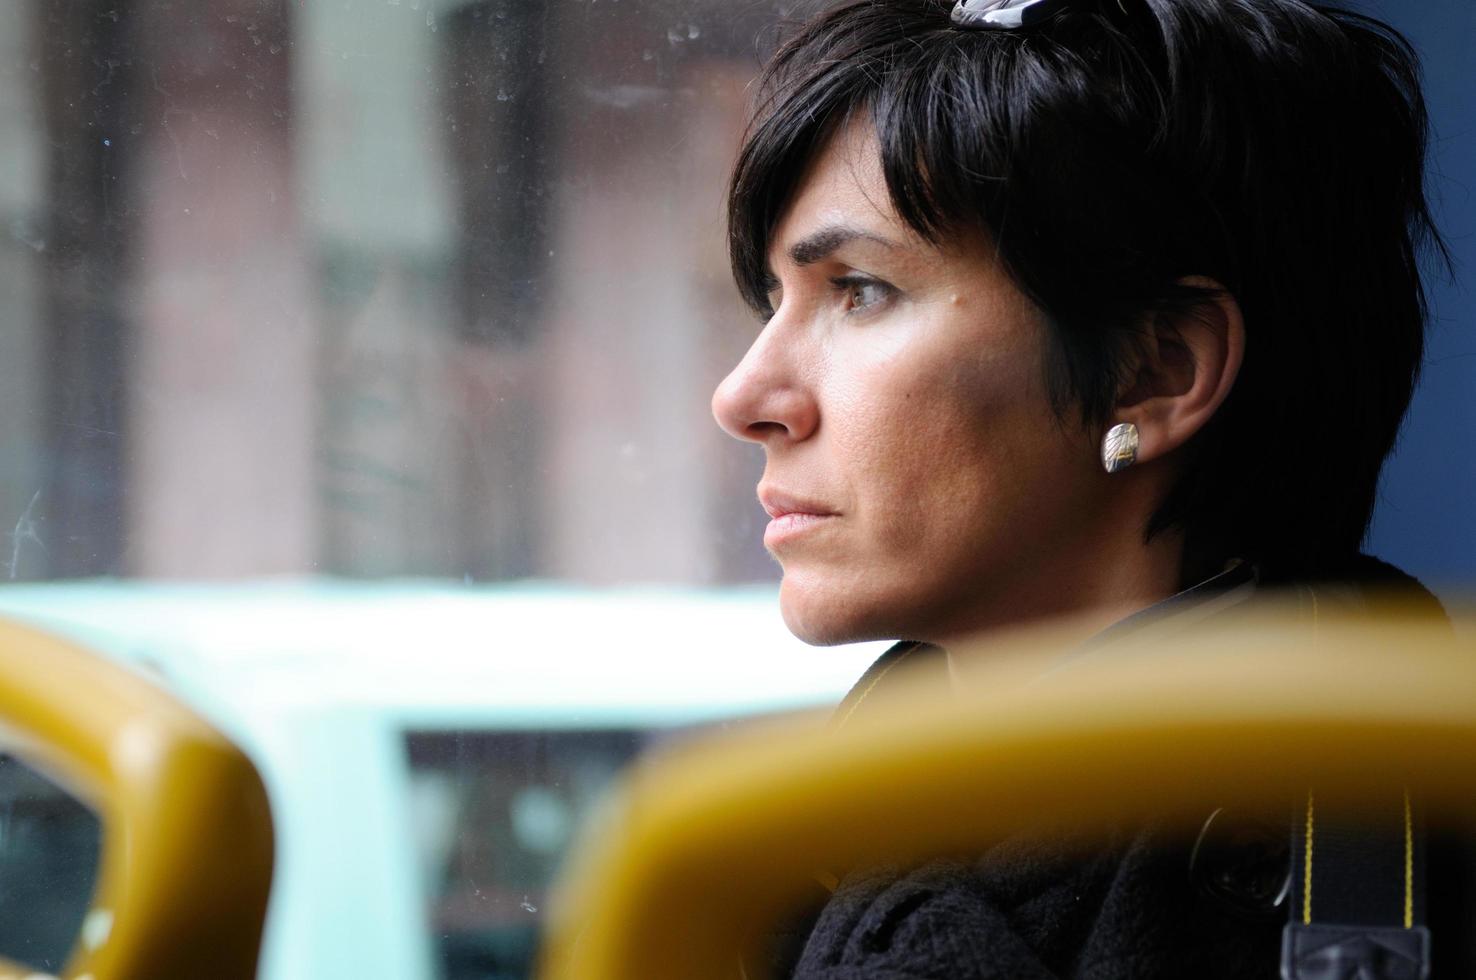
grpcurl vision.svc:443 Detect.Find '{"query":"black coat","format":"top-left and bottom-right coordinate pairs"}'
top-left (776, 558), bottom-right (1475, 980)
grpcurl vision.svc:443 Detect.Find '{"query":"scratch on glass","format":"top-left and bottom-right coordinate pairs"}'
top-left (8, 491), bottom-right (44, 580)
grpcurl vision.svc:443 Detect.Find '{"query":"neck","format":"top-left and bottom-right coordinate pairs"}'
top-left (931, 520), bottom-right (1185, 653)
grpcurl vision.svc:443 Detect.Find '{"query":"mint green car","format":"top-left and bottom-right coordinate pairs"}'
top-left (0, 582), bottom-right (884, 980)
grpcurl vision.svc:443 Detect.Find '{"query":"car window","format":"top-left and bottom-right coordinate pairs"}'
top-left (406, 729), bottom-right (650, 979)
top-left (0, 754), bottom-right (101, 974)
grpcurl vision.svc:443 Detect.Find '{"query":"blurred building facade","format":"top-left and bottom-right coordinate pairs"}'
top-left (0, 0), bottom-right (1470, 588)
top-left (1, 0), bottom-right (783, 583)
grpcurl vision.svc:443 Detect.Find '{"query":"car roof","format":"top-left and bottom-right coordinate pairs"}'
top-left (0, 580), bottom-right (886, 728)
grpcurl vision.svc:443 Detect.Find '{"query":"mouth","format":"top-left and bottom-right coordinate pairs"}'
top-left (758, 486), bottom-right (838, 549)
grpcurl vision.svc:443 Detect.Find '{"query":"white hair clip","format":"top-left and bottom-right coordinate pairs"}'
top-left (950, 0), bottom-right (1073, 30)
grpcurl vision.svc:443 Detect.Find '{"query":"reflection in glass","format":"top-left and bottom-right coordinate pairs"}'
top-left (0, 752), bottom-right (101, 973)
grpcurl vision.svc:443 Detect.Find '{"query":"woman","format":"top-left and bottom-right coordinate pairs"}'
top-left (711, 0), bottom-right (1455, 975)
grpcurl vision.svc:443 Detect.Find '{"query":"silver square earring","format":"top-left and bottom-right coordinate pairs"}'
top-left (1101, 422), bottom-right (1139, 473)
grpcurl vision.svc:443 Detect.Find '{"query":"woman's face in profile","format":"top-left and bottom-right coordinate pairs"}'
top-left (713, 119), bottom-right (1108, 645)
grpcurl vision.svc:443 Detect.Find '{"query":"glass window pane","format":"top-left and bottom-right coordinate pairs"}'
top-left (0, 1), bottom-right (1468, 978)
top-left (405, 729), bottom-right (649, 980)
top-left (0, 753), bottom-right (102, 973)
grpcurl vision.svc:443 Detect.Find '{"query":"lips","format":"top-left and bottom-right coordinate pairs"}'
top-left (758, 486), bottom-right (838, 549)
top-left (758, 486), bottom-right (837, 521)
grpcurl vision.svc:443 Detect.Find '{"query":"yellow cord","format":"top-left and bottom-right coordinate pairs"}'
top-left (1303, 790), bottom-right (1315, 925)
top-left (1404, 788), bottom-right (1414, 929)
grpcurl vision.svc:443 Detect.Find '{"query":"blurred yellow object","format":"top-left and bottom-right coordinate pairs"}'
top-left (539, 602), bottom-right (1476, 980)
top-left (0, 617), bottom-right (273, 980)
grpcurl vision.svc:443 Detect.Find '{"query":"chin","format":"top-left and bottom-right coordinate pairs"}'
top-left (778, 577), bottom-right (893, 646)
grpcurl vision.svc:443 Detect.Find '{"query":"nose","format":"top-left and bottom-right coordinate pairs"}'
top-left (711, 325), bottom-right (819, 446)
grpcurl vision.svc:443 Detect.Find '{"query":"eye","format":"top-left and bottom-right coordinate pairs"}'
top-left (832, 274), bottom-right (895, 315)
top-left (759, 273), bottom-right (782, 323)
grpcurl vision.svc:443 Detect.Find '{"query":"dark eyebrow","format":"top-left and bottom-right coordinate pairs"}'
top-left (785, 226), bottom-right (902, 266)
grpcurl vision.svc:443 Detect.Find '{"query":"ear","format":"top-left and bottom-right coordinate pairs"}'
top-left (1112, 277), bottom-right (1244, 466)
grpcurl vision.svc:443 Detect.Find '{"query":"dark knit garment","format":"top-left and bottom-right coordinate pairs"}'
top-left (778, 557), bottom-right (1471, 980)
top-left (790, 827), bottom-right (1280, 979)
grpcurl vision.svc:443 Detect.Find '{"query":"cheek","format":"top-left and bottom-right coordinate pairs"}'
top-left (842, 369), bottom-right (1014, 527)
top-left (841, 341), bottom-right (1074, 556)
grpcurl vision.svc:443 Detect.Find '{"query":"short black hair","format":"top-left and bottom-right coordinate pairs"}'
top-left (728, 0), bottom-right (1447, 581)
